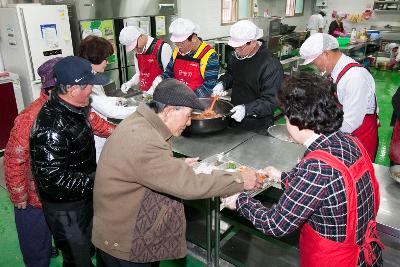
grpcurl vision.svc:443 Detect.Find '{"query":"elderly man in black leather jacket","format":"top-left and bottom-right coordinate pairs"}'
top-left (30, 56), bottom-right (107, 267)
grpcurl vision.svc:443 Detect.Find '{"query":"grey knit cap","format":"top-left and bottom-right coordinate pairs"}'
top-left (153, 78), bottom-right (205, 110)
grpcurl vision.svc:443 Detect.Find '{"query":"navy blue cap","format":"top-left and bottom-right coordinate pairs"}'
top-left (53, 56), bottom-right (108, 86)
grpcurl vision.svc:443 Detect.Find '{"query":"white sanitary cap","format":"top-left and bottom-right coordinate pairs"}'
top-left (119, 26), bottom-right (146, 52)
top-left (337, 12), bottom-right (346, 18)
top-left (169, 18), bottom-right (199, 43)
top-left (386, 43), bottom-right (399, 52)
top-left (228, 20), bottom-right (263, 48)
top-left (300, 33), bottom-right (339, 65)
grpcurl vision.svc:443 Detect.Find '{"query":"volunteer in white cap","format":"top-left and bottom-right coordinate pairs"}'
top-left (119, 26), bottom-right (172, 93)
top-left (300, 33), bottom-right (379, 160)
top-left (306, 10), bottom-right (327, 36)
top-left (149, 18), bottom-right (219, 97)
top-left (328, 12), bottom-right (346, 37)
top-left (385, 43), bottom-right (400, 69)
top-left (214, 20), bottom-right (283, 135)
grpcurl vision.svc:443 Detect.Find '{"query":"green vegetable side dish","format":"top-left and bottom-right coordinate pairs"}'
top-left (143, 94), bottom-right (153, 102)
top-left (227, 162), bottom-right (237, 169)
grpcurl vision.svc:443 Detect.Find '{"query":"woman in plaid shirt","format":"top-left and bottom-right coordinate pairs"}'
top-left (223, 73), bottom-right (383, 266)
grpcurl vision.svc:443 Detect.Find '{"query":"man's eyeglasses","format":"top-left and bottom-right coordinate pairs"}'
top-left (235, 41), bottom-right (251, 51)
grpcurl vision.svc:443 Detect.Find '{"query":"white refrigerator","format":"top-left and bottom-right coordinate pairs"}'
top-left (0, 4), bottom-right (74, 107)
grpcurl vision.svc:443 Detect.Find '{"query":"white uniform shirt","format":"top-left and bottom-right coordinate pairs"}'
top-left (330, 54), bottom-right (377, 133)
top-left (91, 85), bottom-right (136, 162)
top-left (390, 48), bottom-right (400, 62)
top-left (133, 36), bottom-right (172, 74)
top-left (307, 14), bottom-right (325, 35)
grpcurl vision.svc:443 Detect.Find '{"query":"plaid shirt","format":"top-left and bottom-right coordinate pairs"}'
top-left (236, 131), bottom-right (382, 266)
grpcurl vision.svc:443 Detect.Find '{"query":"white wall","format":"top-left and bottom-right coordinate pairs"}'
top-left (258, 0), bottom-right (313, 31)
top-left (177, 0), bottom-right (314, 38)
top-left (177, 0), bottom-right (399, 40)
top-left (177, 0), bottom-right (231, 39)
top-left (323, 0), bottom-right (400, 32)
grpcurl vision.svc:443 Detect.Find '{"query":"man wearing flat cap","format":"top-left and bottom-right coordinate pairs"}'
top-left (92, 79), bottom-right (261, 266)
top-left (30, 56), bottom-right (109, 267)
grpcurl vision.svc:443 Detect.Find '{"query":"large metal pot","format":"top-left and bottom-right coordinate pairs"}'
top-left (186, 98), bottom-right (233, 134)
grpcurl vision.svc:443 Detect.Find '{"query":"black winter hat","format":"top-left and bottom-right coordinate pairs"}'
top-left (153, 78), bottom-right (205, 110)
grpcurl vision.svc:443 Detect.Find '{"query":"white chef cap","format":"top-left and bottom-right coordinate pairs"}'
top-left (386, 43), bottom-right (399, 52)
top-left (119, 26), bottom-right (146, 52)
top-left (300, 33), bottom-right (339, 65)
top-left (228, 20), bottom-right (263, 48)
top-left (169, 18), bottom-right (199, 43)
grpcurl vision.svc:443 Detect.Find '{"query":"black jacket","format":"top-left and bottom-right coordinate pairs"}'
top-left (328, 20), bottom-right (344, 36)
top-left (219, 41), bottom-right (283, 134)
top-left (30, 91), bottom-right (96, 202)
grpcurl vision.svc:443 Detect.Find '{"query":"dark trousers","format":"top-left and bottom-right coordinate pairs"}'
top-left (14, 205), bottom-right (52, 267)
top-left (42, 198), bottom-right (94, 267)
top-left (97, 249), bottom-right (160, 267)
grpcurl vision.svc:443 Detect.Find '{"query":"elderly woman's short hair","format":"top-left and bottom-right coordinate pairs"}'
top-left (277, 72), bottom-right (343, 134)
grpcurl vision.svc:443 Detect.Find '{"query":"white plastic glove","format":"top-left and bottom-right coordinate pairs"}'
top-left (146, 75), bottom-right (163, 96)
top-left (115, 97), bottom-right (128, 106)
top-left (264, 166), bottom-right (282, 183)
top-left (120, 74), bottom-right (139, 94)
top-left (221, 193), bottom-right (240, 210)
top-left (230, 105), bottom-right (245, 122)
top-left (212, 82), bottom-right (227, 97)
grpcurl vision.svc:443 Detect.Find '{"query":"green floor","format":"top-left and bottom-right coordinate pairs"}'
top-left (372, 68), bottom-right (399, 166)
top-left (0, 69), bottom-right (398, 267)
top-left (0, 186), bottom-right (204, 267)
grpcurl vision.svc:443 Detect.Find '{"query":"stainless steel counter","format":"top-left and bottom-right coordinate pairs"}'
top-left (180, 131), bottom-right (400, 266)
top-left (226, 135), bottom-right (305, 171)
top-left (172, 127), bottom-right (256, 160)
top-left (374, 163), bottom-right (400, 244)
top-left (339, 42), bottom-right (367, 53)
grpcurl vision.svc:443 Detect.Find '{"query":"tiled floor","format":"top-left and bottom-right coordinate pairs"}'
top-left (372, 69), bottom-right (400, 166)
top-left (0, 69), bottom-right (398, 266)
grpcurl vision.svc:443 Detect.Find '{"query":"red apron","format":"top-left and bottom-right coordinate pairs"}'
top-left (172, 44), bottom-right (212, 91)
top-left (336, 63), bottom-right (379, 161)
top-left (389, 119), bottom-right (400, 164)
top-left (136, 39), bottom-right (164, 91)
top-left (332, 27), bottom-right (345, 37)
top-left (300, 136), bottom-right (383, 267)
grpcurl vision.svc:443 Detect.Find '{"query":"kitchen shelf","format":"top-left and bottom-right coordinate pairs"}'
top-left (373, 0), bottom-right (400, 11)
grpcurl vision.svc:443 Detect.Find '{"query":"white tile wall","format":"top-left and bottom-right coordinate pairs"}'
top-left (177, 0), bottom-right (231, 40)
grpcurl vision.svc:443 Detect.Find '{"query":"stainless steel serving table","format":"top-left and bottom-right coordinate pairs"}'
top-left (339, 42), bottom-right (367, 62)
top-left (172, 127), bottom-right (257, 160)
top-left (198, 135), bottom-right (400, 266)
top-left (225, 135), bottom-right (305, 171)
top-left (172, 127), bottom-right (256, 266)
top-left (374, 164), bottom-right (400, 244)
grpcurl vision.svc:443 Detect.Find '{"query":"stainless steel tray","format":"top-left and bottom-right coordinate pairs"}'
top-left (193, 153), bottom-right (275, 210)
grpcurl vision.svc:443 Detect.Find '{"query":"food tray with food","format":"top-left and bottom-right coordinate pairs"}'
top-left (192, 153), bottom-right (275, 206)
